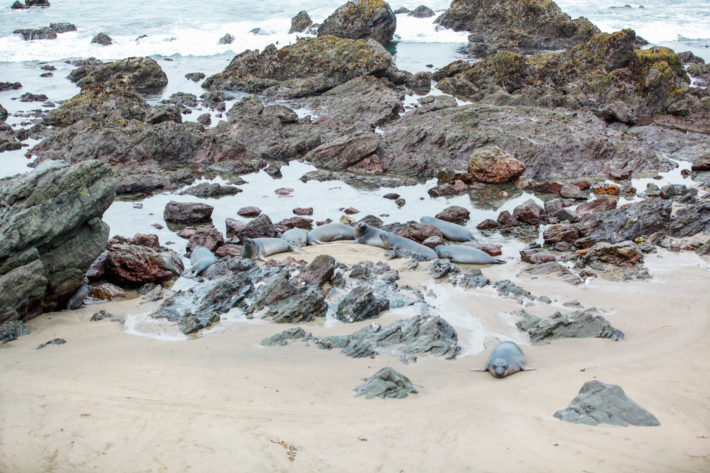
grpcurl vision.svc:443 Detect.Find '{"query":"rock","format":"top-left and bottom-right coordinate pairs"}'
top-left (261, 327), bottom-right (308, 346)
top-left (435, 205), bottom-right (469, 223)
top-left (393, 7), bottom-right (408, 14)
top-left (427, 180), bottom-right (469, 197)
top-left (493, 280), bottom-right (534, 301)
top-left (293, 207), bottom-right (313, 216)
top-left (187, 225), bottom-right (224, 252)
top-left (512, 199), bottom-right (543, 225)
top-left (237, 214), bottom-right (277, 239)
top-left (554, 380), bottom-right (660, 426)
top-left (129, 233), bottom-right (161, 250)
top-left (14, 23), bottom-right (76, 40)
top-left (290, 11), bottom-right (313, 33)
top-left (592, 183), bottom-right (620, 196)
top-left (277, 217), bottom-right (313, 230)
top-left (436, 0), bottom-right (597, 56)
top-left (559, 183), bottom-right (589, 200)
top-left (36, 338), bottom-right (66, 349)
top-left (196, 113), bottom-right (211, 126)
top-left (20, 92), bottom-right (48, 102)
top-left (180, 182), bottom-right (241, 198)
top-left (266, 286), bottom-right (327, 323)
top-left (237, 206), bottom-right (262, 217)
top-left (691, 154), bottom-right (710, 171)
top-left (105, 244), bottom-right (174, 285)
top-left (185, 72), bottom-right (205, 82)
top-left (305, 133), bottom-right (381, 171)
top-left (318, 0), bottom-right (397, 46)
top-left (429, 259), bottom-right (460, 279)
top-left (163, 201), bottom-right (213, 224)
top-left (225, 218), bottom-right (246, 238)
top-left (354, 368), bottom-right (417, 399)
top-left (214, 244), bottom-right (241, 258)
top-left (1, 320), bottom-right (30, 344)
top-left (203, 36), bottom-right (392, 98)
top-left (218, 33), bottom-right (234, 45)
top-left (0, 82), bottom-right (22, 92)
top-left (88, 283), bottom-right (126, 301)
top-left (91, 33), bottom-right (112, 46)
top-left (397, 223), bottom-right (443, 244)
top-left (576, 196), bottom-right (618, 216)
top-left (0, 104), bottom-right (7, 123)
top-left (520, 248), bottom-right (557, 265)
top-left (0, 161), bottom-right (115, 322)
top-left (69, 57), bottom-right (168, 95)
top-left (407, 72), bottom-right (432, 92)
top-left (454, 268), bottom-right (490, 288)
top-left (517, 308), bottom-right (624, 342)
top-left (336, 285), bottom-right (390, 322)
top-left (408, 5), bottom-right (434, 18)
top-left (468, 145), bottom-right (525, 184)
top-left (543, 224), bottom-right (582, 244)
top-left (298, 255), bottom-right (336, 286)
top-left (144, 105), bottom-right (182, 125)
top-left (583, 241), bottom-right (643, 268)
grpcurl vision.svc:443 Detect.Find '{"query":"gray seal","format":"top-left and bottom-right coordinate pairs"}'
top-left (353, 222), bottom-right (387, 248)
top-left (280, 228), bottom-right (309, 247)
top-left (67, 284), bottom-right (91, 310)
top-left (182, 246), bottom-right (218, 278)
top-left (435, 245), bottom-right (504, 264)
top-left (475, 341), bottom-right (535, 378)
top-left (242, 237), bottom-right (300, 261)
top-left (421, 216), bottom-right (476, 242)
top-left (308, 223), bottom-right (355, 245)
top-left (379, 233), bottom-right (438, 260)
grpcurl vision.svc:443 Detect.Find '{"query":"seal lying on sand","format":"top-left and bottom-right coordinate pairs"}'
top-left (308, 223), bottom-right (355, 244)
top-left (474, 341), bottom-right (535, 378)
top-left (435, 245), bottom-right (504, 264)
top-left (421, 216), bottom-right (476, 242)
top-left (182, 246), bottom-right (218, 278)
top-left (353, 222), bottom-right (387, 248)
top-left (67, 284), bottom-right (91, 310)
top-left (242, 237), bottom-right (300, 261)
top-left (280, 228), bottom-right (309, 247)
top-left (379, 233), bottom-right (438, 260)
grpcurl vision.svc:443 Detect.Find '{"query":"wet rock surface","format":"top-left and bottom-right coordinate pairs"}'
top-left (554, 380), bottom-right (661, 426)
top-left (318, 0), bottom-right (397, 46)
top-left (354, 367), bottom-right (418, 399)
top-left (0, 320), bottom-right (30, 344)
top-left (516, 308), bottom-right (625, 342)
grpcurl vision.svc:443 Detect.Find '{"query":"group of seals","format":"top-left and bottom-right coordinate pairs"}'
top-left (474, 341), bottom-right (535, 378)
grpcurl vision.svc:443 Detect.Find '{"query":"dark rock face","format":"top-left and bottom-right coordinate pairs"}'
top-left (237, 214), bottom-right (278, 239)
top-left (104, 244), bottom-right (175, 285)
top-left (218, 33), bottom-right (234, 45)
top-left (14, 23), bottom-right (75, 40)
top-left (554, 380), bottom-right (660, 426)
top-left (289, 10), bottom-right (313, 33)
top-left (318, 0), bottom-right (397, 46)
top-left (468, 145), bottom-right (525, 183)
top-left (68, 57), bottom-right (169, 95)
top-left (354, 367), bottom-right (418, 399)
top-left (91, 33), bottom-right (112, 46)
top-left (163, 201), bottom-right (213, 224)
top-left (436, 0), bottom-right (598, 56)
top-left (298, 254), bottom-right (336, 286)
top-left (516, 308), bottom-right (624, 342)
top-left (336, 285), bottom-right (390, 322)
top-left (408, 5), bottom-right (434, 18)
top-left (0, 161), bottom-right (115, 322)
top-left (202, 35), bottom-right (392, 98)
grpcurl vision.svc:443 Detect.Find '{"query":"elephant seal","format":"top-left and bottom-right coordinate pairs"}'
top-left (67, 283), bottom-right (91, 310)
top-left (474, 341), bottom-right (535, 378)
top-left (182, 246), bottom-right (218, 278)
top-left (379, 233), bottom-right (438, 260)
top-left (435, 245), bottom-right (504, 264)
top-left (280, 228), bottom-right (309, 247)
top-left (353, 222), bottom-right (387, 248)
top-left (308, 223), bottom-right (355, 245)
top-left (242, 237), bottom-right (300, 261)
top-left (421, 216), bottom-right (476, 242)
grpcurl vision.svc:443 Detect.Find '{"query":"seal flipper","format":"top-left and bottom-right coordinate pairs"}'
top-left (520, 365), bottom-right (536, 371)
top-left (288, 244), bottom-right (304, 253)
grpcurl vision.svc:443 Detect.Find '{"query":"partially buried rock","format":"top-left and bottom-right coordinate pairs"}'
top-left (354, 367), bottom-right (418, 399)
top-left (218, 33), bottom-right (234, 45)
top-left (164, 201), bottom-right (214, 224)
top-left (583, 241), bottom-right (643, 268)
top-left (180, 182), bottom-right (241, 198)
top-left (88, 282), bottom-right (126, 301)
top-left (554, 380), bottom-right (660, 426)
top-left (516, 308), bottom-right (624, 342)
top-left (468, 145), bottom-right (525, 184)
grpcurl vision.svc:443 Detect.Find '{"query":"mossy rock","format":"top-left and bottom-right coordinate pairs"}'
top-left (317, 0), bottom-right (397, 46)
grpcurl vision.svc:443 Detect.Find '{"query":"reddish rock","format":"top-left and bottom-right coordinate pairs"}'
top-left (275, 187), bottom-right (294, 196)
top-left (397, 223), bottom-right (443, 244)
top-left (520, 248), bottom-right (557, 264)
top-left (477, 219), bottom-right (500, 230)
top-left (187, 225), bottom-right (224, 251)
top-left (237, 214), bottom-right (277, 240)
top-left (215, 244), bottom-right (242, 258)
top-left (105, 244), bottom-right (173, 285)
top-left (516, 179), bottom-right (563, 195)
top-left (592, 183), bottom-right (620, 196)
top-left (293, 207), bottom-right (314, 215)
top-left (428, 180), bottom-right (469, 197)
top-left (277, 217), bottom-right (313, 230)
top-left (512, 199), bottom-right (544, 226)
top-left (383, 193), bottom-right (400, 200)
top-left (176, 227), bottom-right (196, 239)
top-left (576, 196), bottom-right (618, 217)
top-left (477, 244), bottom-right (502, 256)
top-left (468, 145), bottom-right (525, 184)
top-left (583, 241), bottom-right (643, 267)
top-left (543, 224), bottom-right (581, 244)
top-left (130, 233), bottom-right (161, 250)
top-left (435, 205), bottom-right (470, 223)
top-left (88, 283), bottom-right (126, 301)
top-left (225, 218), bottom-right (246, 238)
top-left (554, 242), bottom-right (572, 252)
top-left (163, 201), bottom-right (213, 223)
top-left (422, 235), bottom-right (445, 248)
top-left (344, 207), bottom-right (360, 215)
top-left (607, 168), bottom-right (633, 180)
top-left (497, 210), bottom-right (517, 227)
top-left (559, 183), bottom-right (589, 200)
top-left (570, 180), bottom-right (591, 190)
top-left (298, 254), bottom-right (335, 286)
top-left (238, 206), bottom-right (262, 217)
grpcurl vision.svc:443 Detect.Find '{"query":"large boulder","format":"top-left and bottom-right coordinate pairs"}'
top-left (104, 244), bottom-right (175, 285)
top-left (289, 11), bottom-right (313, 33)
top-left (468, 145), bottom-right (525, 183)
top-left (318, 0), bottom-right (397, 46)
top-left (14, 23), bottom-right (75, 40)
top-left (202, 35), bottom-right (392, 98)
top-left (436, 0), bottom-right (598, 56)
top-left (68, 57), bottom-right (169, 95)
top-left (0, 161), bottom-right (116, 322)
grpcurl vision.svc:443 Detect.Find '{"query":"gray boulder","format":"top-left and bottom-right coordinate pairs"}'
top-left (0, 161), bottom-right (115, 322)
top-left (554, 380), bottom-right (660, 426)
top-left (91, 33), bottom-right (112, 46)
top-left (354, 367), bottom-right (418, 399)
top-left (289, 11), bottom-right (313, 34)
top-left (336, 285), bottom-right (390, 322)
top-left (516, 308), bottom-right (625, 342)
top-left (68, 57), bottom-right (168, 95)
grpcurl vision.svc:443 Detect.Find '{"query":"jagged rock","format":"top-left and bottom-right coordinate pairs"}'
top-left (318, 0), bottom-right (397, 46)
top-left (397, 223), bottom-right (442, 244)
top-left (408, 5), bottom-right (434, 18)
top-left (14, 23), bottom-right (75, 40)
top-left (0, 161), bottom-right (115, 321)
top-left (180, 182), bottom-right (242, 197)
top-left (185, 72), bottom-right (205, 82)
top-left (1, 320), bottom-right (30, 344)
top-left (583, 241), bottom-right (643, 268)
top-left (429, 258), bottom-right (460, 278)
top-left (145, 105), bottom-right (182, 125)
top-left (516, 308), bottom-right (624, 342)
top-left (354, 368), bottom-right (417, 399)
top-left (512, 199), bottom-right (543, 225)
top-left (576, 196), bottom-right (618, 216)
top-left (407, 72), bottom-right (432, 92)
top-left (493, 280), bottom-right (534, 300)
top-left (261, 327), bottom-right (308, 346)
top-left (186, 225), bottom-right (224, 252)
top-left (0, 82), bottom-right (22, 92)
top-left (543, 224), bottom-right (582, 244)
top-left (554, 380), bottom-right (660, 426)
top-left (298, 255), bottom-right (336, 286)
top-left (520, 248), bottom-right (556, 264)
top-left (163, 201), bottom-right (213, 224)
top-left (104, 244), bottom-right (174, 285)
top-left (289, 11), bottom-right (313, 33)
top-left (581, 198), bottom-right (672, 243)
top-left (236, 214), bottom-right (277, 239)
top-left (305, 133), bottom-right (381, 171)
top-left (44, 83), bottom-right (149, 127)
top-left (435, 205), bottom-right (469, 223)
top-left (336, 285), bottom-right (390, 322)
top-left (91, 33), bottom-right (112, 46)
top-left (218, 33), bottom-right (234, 45)
top-left (202, 35), bottom-right (392, 98)
top-left (265, 286), bottom-right (327, 323)
top-left (69, 57), bottom-right (168, 95)
top-left (454, 268), bottom-right (490, 288)
top-left (0, 104), bottom-right (7, 123)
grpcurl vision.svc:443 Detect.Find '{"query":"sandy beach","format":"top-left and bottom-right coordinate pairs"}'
top-left (1, 243), bottom-right (709, 473)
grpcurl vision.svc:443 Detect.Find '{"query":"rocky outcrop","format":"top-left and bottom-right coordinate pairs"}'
top-left (0, 161), bottom-right (116, 322)
top-left (354, 367), bottom-right (418, 399)
top-left (516, 308), bottom-right (624, 342)
top-left (91, 33), bottom-right (112, 46)
top-left (554, 380), bottom-right (660, 426)
top-left (289, 11), bottom-right (313, 33)
top-left (68, 57), bottom-right (168, 95)
top-left (14, 23), bottom-right (75, 40)
top-left (44, 83), bottom-right (149, 127)
top-left (468, 145), bottom-right (525, 183)
top-left (318, 0), bottom-right (397, 46)
top-left (436, 0), bottom-right (598, 56)
top-left (202, 35), bottom-right (392, 98)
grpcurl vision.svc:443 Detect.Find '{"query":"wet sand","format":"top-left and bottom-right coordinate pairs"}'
top-left (1, 243), bottom-right (709, 473)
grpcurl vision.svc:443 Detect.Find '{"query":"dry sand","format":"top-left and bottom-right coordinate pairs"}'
top-left (1, 243), bottom-right (709, 473)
